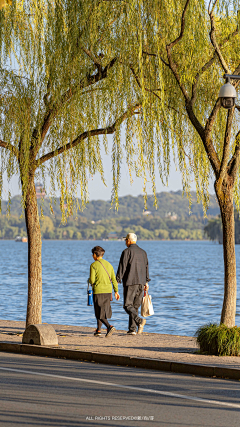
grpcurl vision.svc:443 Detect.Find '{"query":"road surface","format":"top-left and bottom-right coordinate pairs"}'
top-left (0, 352), bottom-right (239, 426)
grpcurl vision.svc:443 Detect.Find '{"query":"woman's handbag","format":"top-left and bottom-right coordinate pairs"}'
top-left (141, 290), bottom-right (154, 317)
top-left (87, 281), bottom-right (93, 306)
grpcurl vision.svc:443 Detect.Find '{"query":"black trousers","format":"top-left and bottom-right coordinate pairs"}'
top-left (123, 284), bottom-right (144, 332)
top-left (93, 294), bottom-right (111, 330)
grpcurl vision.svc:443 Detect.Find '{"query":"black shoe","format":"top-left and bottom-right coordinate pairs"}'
top-left (127, 330), bottom-right (137, 335)
top-left (94, 329), bottom-right (101, 336)
top-left (105, 325), bottom-right (116, 337)
top-left (137, 319), bottom-right (146, 334)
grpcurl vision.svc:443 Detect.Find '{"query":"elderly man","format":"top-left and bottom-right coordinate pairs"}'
top-left (116, 233), bottom-right (150, 335)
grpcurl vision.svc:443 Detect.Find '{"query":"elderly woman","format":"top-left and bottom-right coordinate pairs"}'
top-left (89, 245), bottom-right (120, 337)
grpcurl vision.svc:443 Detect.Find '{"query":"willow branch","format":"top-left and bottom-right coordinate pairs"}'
top-left (218, 108), bottom-right (235, 183)
top-left (168, 0), bottom-right (191, 49)
top-left (165, 1), bottom-right (213, 159)
top-left (208, 0), bottom-right (219, 15)
top-left (0, 140), bottom-right (19, 159)
top-left (82, 47), bottom-right (102, 69)
top-left (145, 0), bottom-right (190, 95)
top-left (191, 26), bottom-right (239, 104)
top-left (130, 66), bottom-right (141, 88)
top-left (58, 57), bottom-right (117, 110)
top-left (142, 50), bottom-right (170, 67)
top-left (228, 131), bottom-right (240, 180)
top-left (166, 0), bottom-right (191, 101)
top-left (209, 11), bottom-right (230, 74)
top-left (165, 1), bottom-right (219, 170)
top-left (130, 66), bottom-right (167, 103)
top-left (37, 103), bottom-right (141, 167)
top-left (233, 64), bottom-right (240, 76)
top-left (43, 79), bottom-right (51, 107)
top-left (185, 89), bottom-right (220, 176)
top-left (32, 56), bottom-right (118, 160)
top-left (230, 65), bottom-right (240, 90)
top-left (142, 51), bottom-right (156, 57)
top-left (204, 100), bottom-right (221, 172)
top-left (205, 98), bottom-right (221, 135)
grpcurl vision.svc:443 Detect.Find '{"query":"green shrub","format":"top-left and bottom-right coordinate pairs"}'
top-left (195, 323), bottom-right (240, 356)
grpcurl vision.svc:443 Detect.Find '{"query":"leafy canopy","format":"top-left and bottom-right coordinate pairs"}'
top-left (0, 0), bottom-right (240, 215)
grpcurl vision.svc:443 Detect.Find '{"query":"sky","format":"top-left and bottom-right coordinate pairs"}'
top-left (2, 139), bottom-right (195, 201)
top-left (2, 134), bottom-right (214, 201)
top-left (2, 155), bottom-right (185, 201)
top-left (87, 149), bottom-right (187, 200)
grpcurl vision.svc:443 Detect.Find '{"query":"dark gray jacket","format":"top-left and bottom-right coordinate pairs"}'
top-left (116, 244), bottom-right (150, 286)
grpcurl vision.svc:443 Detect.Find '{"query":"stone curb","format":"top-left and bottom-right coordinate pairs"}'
top-left (0, 342), bottom-right (240, 380)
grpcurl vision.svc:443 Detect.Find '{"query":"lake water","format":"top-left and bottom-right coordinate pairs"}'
top-left (0, 240), bottom-right (240, 336)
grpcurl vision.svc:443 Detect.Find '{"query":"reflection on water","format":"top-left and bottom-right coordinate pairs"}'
top-left (0, 240), bottom-right (240, 336)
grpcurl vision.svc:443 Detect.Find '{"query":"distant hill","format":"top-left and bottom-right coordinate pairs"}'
top-left (1, 191), bottom-right (219, 220)
top-left (0, 191), bottom-right (220, 240)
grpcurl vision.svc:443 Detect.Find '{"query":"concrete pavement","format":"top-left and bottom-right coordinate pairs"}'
top-left (0, 319), bottom-right (240, 380)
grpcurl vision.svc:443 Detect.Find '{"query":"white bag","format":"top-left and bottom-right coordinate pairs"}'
top-left (141, 291), bottom-right (154, 317)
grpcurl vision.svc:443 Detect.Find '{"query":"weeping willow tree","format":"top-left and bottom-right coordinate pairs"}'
top-left (128, 0), bottom-right (240, 327)
top-left (0, 0), bottom-right (148, 327)
top-left (1, 1), bottom-right (239, 330)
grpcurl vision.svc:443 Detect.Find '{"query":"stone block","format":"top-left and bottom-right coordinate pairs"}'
top-left (22, 324), bottom-right (58, 346)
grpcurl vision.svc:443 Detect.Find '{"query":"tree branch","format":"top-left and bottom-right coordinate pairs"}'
top-left (130, 66), bottom-right (141, 88)
top-left (81, 47), bottom-right (102, 69)
top-left (142, 50), bottom-right (170, 67)
top-left (165, 50), bottom-right (190, 100)
top-left (205, 98), bottom-right (221, 135)
top-left (32, 56), bottom-right (118, 160)
top-left (218, 108), bottom-right (235, 183)
top-left (130, 66), bottom-right (168, 103)
top-left (142, 50), bottom-right (157, 57)
top-left (228, 131), bottom-right (240, 180)
top-left (233, 64), bottom-right (240, 76)
top-left (0, 140), bottom-right (19, 159)
top-left (167, 0), bottom-right (191, 50)
top-left (163, 0), bottom-right (222, 178)
top-left (162, 0), bottom-right (221, 175)
top-left (191, 26), bottom-right (239, 104)
top-left (37, 103), bottom-right (141, 167)
top-left (166, 0), bottom-right (191, 102)
top-left (208, 0), bottom-right (219, 15)
top-left (209, 10), bottom-right (230, 74)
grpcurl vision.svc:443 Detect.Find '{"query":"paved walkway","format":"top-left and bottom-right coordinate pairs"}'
top-left (1, 319), bottom-right (240, 371)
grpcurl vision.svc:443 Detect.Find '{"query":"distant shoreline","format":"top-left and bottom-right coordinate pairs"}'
top-left (0, 238), bottom-right (213, 242)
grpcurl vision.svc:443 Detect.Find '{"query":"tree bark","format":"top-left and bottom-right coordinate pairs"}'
top-left (215, 180), bottom-right (237, 327)
top-left (24, 175), bottom-right (42, 327)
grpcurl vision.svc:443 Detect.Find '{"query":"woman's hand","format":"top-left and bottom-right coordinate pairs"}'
top-left (144, 283), bottom-right (149, 291)
top-left (115, 292), bottom-right (120, 301)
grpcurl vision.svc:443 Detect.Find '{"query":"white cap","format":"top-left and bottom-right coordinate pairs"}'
top-left (123, 233), bottom-right (137, 242)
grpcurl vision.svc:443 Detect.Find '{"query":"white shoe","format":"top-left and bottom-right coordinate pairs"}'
top-left (127, 331), bottom-right (137, 335)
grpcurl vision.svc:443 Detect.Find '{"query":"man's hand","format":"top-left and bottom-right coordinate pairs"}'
top-left (144, 283), bottom-right (149, 291)
top-left (115, 292), bottom-right (120, 301)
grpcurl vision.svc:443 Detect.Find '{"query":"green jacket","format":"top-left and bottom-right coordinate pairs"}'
top-left (89, 259), bottom-right (118, 294)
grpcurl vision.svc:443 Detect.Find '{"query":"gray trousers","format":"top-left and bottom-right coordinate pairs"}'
top-left (123, 284), bottom-right (144, 332)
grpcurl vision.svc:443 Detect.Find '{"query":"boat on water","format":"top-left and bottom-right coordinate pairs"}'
top-left (15, 236), bottom-right (27, 242)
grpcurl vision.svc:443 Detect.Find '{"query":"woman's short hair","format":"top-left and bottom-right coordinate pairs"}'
top-left (92, 246), bottom-right (105, 258)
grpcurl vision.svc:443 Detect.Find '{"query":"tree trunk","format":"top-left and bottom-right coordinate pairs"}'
top-left (215, 181), bottom-right (237, 327)
top-left (24, 175), bottom-right (42, 327)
